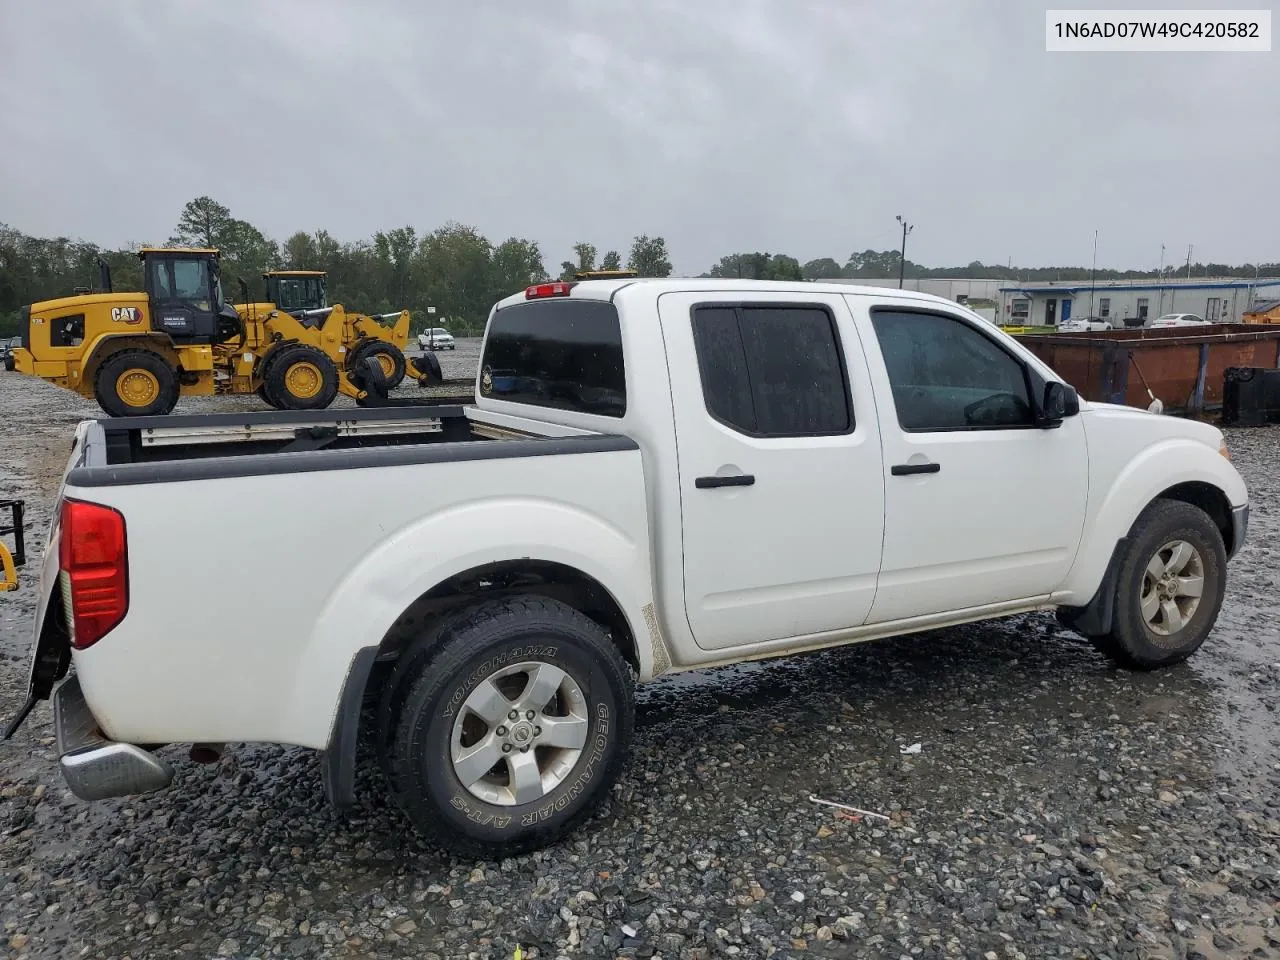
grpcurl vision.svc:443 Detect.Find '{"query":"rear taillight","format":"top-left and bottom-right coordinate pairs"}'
top-left (58, 499), bottom-right (128, 650)
top-left (525, 281), bottom-right (576, 299)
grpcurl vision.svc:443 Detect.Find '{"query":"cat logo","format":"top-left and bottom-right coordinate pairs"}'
top-left (110, 307), bottom-right (143, 324)
top-left (480, 367), bottom-right (493, 395)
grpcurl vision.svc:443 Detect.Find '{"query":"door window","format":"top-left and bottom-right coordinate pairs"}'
top-left (690, 304), bottom-right (852, 436)
top-left (871, 309), bottom-right (1035, 431)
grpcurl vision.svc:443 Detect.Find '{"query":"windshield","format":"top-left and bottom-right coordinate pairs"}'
top-left (272, 276), bottom-right (327, 312)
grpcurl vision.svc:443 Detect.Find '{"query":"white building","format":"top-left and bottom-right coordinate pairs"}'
top-left (825, 277), bottom-right (1005, 303)
top-left (997, 277), bottom-right (1280, 328)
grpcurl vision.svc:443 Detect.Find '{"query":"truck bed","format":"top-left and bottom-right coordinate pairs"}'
top-left (67, 403), bottom-right (631, 486)
top-left (40, 400), bottom-right (649, 749)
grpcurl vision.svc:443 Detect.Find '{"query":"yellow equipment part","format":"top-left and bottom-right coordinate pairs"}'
top-left (1, 500), bottom-right (25, 593)
top-left (0, 544), bottom-right (15, 592)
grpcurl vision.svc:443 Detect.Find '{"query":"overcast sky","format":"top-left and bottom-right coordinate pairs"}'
top-left (1, 0), bottom-right (1276, 273)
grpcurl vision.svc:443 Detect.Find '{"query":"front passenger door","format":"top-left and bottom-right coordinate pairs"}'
top-left (852, 301), bottom-right (1090, 624)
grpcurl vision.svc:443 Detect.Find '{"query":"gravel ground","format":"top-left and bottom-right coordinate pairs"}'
top-left (1, 360), bottom-right (1278, 960)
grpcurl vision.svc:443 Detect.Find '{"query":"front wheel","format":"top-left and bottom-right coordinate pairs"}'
top-left (264, 344), bottom-right (339, 410)
top-left (348, 340), bottom-right (407, 389)
top-left (383, 596), bottom-right (635, 858)
top-left (1092, 500), bottom-right (1227, 670)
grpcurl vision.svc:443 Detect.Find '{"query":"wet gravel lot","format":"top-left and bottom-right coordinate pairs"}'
top-left (1, 354), bottom-right (1278, 960)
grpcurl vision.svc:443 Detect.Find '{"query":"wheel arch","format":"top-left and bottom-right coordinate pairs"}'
top-left (1057, 479), bottom-right (1236, 638)
top-left (1058, 439), bottom-right (1245, 606)
top-left (291, 498), bottom-right (655, 810)
top-left (82, 333), bottom-right (179, 385)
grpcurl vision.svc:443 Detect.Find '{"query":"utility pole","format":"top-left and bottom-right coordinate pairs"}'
top-left (1157, 243), bottom-right (1165, 314)
top-left (1088, 229), bottom-right (1098, 320)
top-left (1185, 244), bottom-right (1193, 279)
top-left (896, 215), bottom-right (913, 289)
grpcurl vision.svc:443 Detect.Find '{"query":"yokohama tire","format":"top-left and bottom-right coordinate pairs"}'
top-left (383, 596), bottom-right (635, 859)
top-left (1092, 499), bottom-right (1227, 670)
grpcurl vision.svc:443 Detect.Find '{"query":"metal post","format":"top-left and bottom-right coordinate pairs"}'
top-left (896, 215), bottom-right (913, 289)
top-left (1157, 244), bottom-right (1165, 315)
top-left (1088, 229), bottom-right (1098, 320)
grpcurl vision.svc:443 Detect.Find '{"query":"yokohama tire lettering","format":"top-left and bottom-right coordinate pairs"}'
top-left (441, 645), bottom-right (559, 719)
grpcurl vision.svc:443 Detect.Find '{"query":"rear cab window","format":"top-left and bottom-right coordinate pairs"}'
top-left (690, 303), bottom-right (852, 436)
top-left (480, 297), bottom-right (626, 417)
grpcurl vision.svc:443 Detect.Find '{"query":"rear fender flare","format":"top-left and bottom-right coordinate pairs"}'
top-left (282, 497), bottom-right (654, 751)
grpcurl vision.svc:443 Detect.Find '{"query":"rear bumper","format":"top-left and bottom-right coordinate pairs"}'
top-left (1229, 503), bottom-right (1249, 560)
top-left (54, 675), bottom-right (173, 801)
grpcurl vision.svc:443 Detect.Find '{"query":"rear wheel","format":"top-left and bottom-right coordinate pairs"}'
top-left (1091, 500), bottom-right (1226, 670)
top-left (383, 596), bottom-right (635, 858)
top-left (349, 341), bottom-right (407, 390)
top-left (264, 344), bottom-right (339, 410)
top-left (95, 350), bottom-right (179, 417)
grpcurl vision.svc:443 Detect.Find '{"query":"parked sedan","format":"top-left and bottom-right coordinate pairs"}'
top-left (417, 327), bottom-right (456, 350)
top-left (1057, 317), bottom-right (1112, 333)
top-left (1151, 313), bottom-right (1211, 328)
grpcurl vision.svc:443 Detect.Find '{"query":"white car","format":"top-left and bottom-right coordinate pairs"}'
top-left (1151, 313), bottom-right (1211, 328)
top-left (1057, 317), bottom-right (1112, 333)
top-left (418, 327), bottom-right (455, 350)
top-left (10, 278), bottom-right (1248, 859)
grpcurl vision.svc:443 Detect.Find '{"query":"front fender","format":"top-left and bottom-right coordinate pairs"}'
top-left (279, 496), bottom-right (654, 749)
top-left (1059, 437), bottom-right (1247, 604)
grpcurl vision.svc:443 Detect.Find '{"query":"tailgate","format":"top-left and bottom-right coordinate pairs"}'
top-left (1, 421), bottom-right (93, 739)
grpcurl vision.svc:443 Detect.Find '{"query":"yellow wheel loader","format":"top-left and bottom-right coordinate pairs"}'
top-left (231, 269), bottom-right (426, 407)
top-left (10, 249), bottom-right (443, 416)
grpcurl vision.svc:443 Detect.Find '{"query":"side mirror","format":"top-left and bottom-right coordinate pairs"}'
top-left (1040, 381), bottom-right (1079, 425)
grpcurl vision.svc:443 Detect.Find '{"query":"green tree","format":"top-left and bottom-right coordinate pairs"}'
top-left (490, 237), bottom-right (547, 302)
top-left (601, 250), bottom-right (622, 271)
top-left (170, 197), bottom-right (234, 249)
top-left (282, 231), bottom-right (319, 271)
top-left (802, 257), bottom-right (843, 280)
top-left (416, 221), bottom-right (494, 332)
top-left (573, 242), bottom-right (597, 272)
top-left (707, 252), bottom-right (801, 280)
top-left (628, 235), bottom-right (672, 277)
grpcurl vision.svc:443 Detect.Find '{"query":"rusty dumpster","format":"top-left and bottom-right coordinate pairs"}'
top-left (1016, 323), bottom-right (1280, 417)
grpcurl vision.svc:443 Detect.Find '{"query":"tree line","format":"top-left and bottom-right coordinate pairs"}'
top-left (2, 196), bottom-right (1276, 338)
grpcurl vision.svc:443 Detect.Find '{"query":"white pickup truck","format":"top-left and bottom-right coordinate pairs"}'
top-left (4, 278), bottom-right (1249, 858)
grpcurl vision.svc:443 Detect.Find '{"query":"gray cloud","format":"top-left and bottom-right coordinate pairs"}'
top-left (1, 0), bottom-right (1276, 272)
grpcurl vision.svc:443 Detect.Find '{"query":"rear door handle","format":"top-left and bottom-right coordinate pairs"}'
top-left (695, 474), bottom-right (755, 489)
top-left (890, 462), bottom-right (941, 476)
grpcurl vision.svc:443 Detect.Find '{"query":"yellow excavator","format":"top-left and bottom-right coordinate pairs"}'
top-left (10, 248), bottom-right (442, 416)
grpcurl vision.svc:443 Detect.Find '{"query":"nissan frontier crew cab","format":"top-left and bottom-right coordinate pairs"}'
top-left (4, 278), bottom-right (1249, 858)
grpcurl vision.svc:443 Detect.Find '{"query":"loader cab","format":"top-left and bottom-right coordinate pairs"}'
top-left (265, 271), bottom-right (328, 317)
top-left (140, 248), bottom-right (241, 343)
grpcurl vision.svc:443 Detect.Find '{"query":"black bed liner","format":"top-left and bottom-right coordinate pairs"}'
top-left (67, 403), bottom-right (637, 488)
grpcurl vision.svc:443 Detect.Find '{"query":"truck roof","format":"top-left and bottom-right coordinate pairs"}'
top-left (495, 277), bottom-right (966, 311)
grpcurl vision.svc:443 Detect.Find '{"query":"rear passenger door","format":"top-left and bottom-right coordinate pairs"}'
top-left (851, 300), bottom-right (1089, 623)
top-left (656, 292), bottom-right (885, 652)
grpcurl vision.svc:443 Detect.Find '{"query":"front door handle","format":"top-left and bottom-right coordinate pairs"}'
top-left (890, 462), bottom-right (940, 476)
top-left (695, 474), bottom-right (755, 489)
